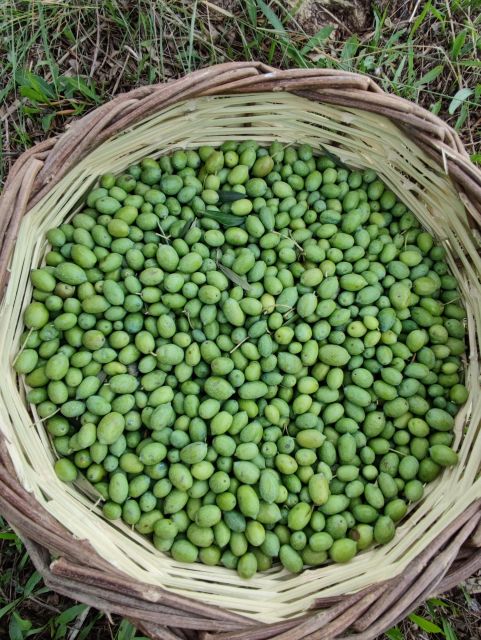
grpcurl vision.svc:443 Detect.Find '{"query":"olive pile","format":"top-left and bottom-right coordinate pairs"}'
top-left (15, 141), bottom-right (468, 578)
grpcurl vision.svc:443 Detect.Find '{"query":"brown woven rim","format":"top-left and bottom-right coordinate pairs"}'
top-left (1, 62), bottom-right (481, 640)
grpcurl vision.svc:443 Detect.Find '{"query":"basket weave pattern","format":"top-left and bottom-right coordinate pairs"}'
top-left (1, 62), bottom-right (481, 640)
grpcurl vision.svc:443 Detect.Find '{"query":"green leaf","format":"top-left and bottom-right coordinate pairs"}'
top-left (0, 532), bottom-right (19, 540)
top-left (218, 264), bottom-right (250, 291)
top-left (12, 612), bottom-right (32, 632)
top-left (371, 6), bottom-right (387, 45)
top-left (55, 604), bottom-right (88, 625)
top-left (9, 616), bottom-right (24, 640)
top-left (392, 56), bottom-right (407, 88)
top-left (443, 618), bottom-right (458, 640)
top-left (285, 45), bottom-right (309, 68)
top-left (23, 571), bottom-right (43, 596)
top-left (454, 102), bottom-right (470, 130)
top-left (448, 87), bottom-right (474, 114)
top-left (301, 25), bottom-right (335, 55)
top-left (427, 597), bottom-right (447, 608)
top-left (360, 54), bottom-right (376, 72)
top-left (179, 217), bottom-right (197, 238)
top-left (385, 628), bottom-right (404, 640)
top-left (9, 612), bottom-right (32, 640)
top-left (340, 35), bottom-right (360, 70)
top-left (22, 106), bottom-right (41, 116)
top-left (19, 87), bottom-right (45, 103)
top-left (29, 74), bottom-right (55, 101)
top-left (19, 551), bottom-right (30, 571)
top-left (451, 30), bottom-right (467, 59)
top-left (430, 99), bottom-right (443, 115)
top-left (319, 145), bottom-right (353, 171)
top-left (457, 60), bottom-right (481, 68)
top-left (255, 0), bottom-right (286, 35)
top-left (71, 77), bottom-right (100, 102)
top-left (425, 599), bottom-right (436, 618)
top-left (78, 613), bottom-right (103, 640)
top-left (23, 622), bottom-right (49, 638)
top-left (410, 0), bottom-right (432, 37)
top-left (0, 598), bottom-right (22, 621)
top-left (187, 0), bottom-right (198, 71)
top-left (62, 26), bottom-right (76, 44)
top-left (41, 112), bottom-right (56, 132)
top-left (428, 3), bottom-right (445, 24)
top-left (116, 620), bottom-right (137, 640)
top-left (54, 623), bottom-right (67, 640)
top-left (415, 64), bottom-right (444, 88)
top-left (58, 76), bottom-right (99, 102)
top-left (200, 210), bottom-right (246, 227)
top-left (408, 613), bottom-right (443, 633)
top-left (470, 153), bottom-right (481, 165)
top-left (385, 27), bottom-right (407, 48)
top-left (245, 0), bottom-right (257, 26)
top-left (24, 625), bottom-right (48, 637)
top-left (15, 70), bottom-right (54, 102)
top-left (219, 191), bottom-right (246, 203)
top-left (406, 41), bottom-right (415, 96)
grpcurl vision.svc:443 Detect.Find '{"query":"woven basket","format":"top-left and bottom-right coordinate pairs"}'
top-left (1, 62), bottom-right (481, 640)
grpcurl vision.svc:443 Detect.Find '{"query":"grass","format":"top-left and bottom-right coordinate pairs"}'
top-left (0, 0), bottom-right (480, 638)
top-left (0, 0), bottom-right (479, 186)
top-left (385, 594), bottom-right (481, 640)
top-left (0, 517), bottom-right (147, 639)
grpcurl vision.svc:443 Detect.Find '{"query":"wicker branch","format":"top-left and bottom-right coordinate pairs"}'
top-left (1, 63), bottom-right (481, 640)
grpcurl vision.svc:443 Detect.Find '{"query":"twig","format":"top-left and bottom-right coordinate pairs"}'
top-left (89, 7), bottom-right (101, 77)
top-left (445, 0), bottom-right (464, 90)
top-left (12, 327), bottom-right (34, 365)
top-left (183, 309), bottom-right (194, 329)
top-left (203, 0), bottom-right (234, 18)
top-left (156, 221), bottom-right (171, 244)
top-left (230, 336), bottom-right (249, 354)
top-left (263, 303), bottom-right (294, 315)
top-left (27, 409), bottom-right (60, 428)
top-left (111, 51), bottom-right (131, 96)
top-left (408, 0), bottom-right (423, 23)
top-left (271, 230), bottom-right (304, 253)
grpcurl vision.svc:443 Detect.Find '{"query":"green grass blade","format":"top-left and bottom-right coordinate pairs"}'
top-left (415, 64), bottom-right (444, 87)
top-left (449, 87), bottom-right (474, 114)
top-left (255, 0), bottom-right (286, 35)
top-left (408, 613), bottom-right (443, 633)
top-left (300, 26), bottom-right (335, 55)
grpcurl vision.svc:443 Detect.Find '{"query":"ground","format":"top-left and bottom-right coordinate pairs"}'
top-left (0, 0), bottom-right (480, 638)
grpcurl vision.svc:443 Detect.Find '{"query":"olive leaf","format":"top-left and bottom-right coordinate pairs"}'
top-left (319, 144), bottom-right (354, 171)
top-left (127, 363), bottom-right (139, 377)
top-left (202, 209), bottom-right (246, 227)
top-left (216, 249), bottom-right (250, 291)
top-left (218, 190), bottom-right (246, 203)
top-left (179, 217), bottom-right (197, 238)
top-left (218, 264), bottom-right (250, 290)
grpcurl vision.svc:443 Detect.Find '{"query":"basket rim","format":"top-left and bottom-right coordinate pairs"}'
top-left (1, 62), bottom-right (481, 640)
